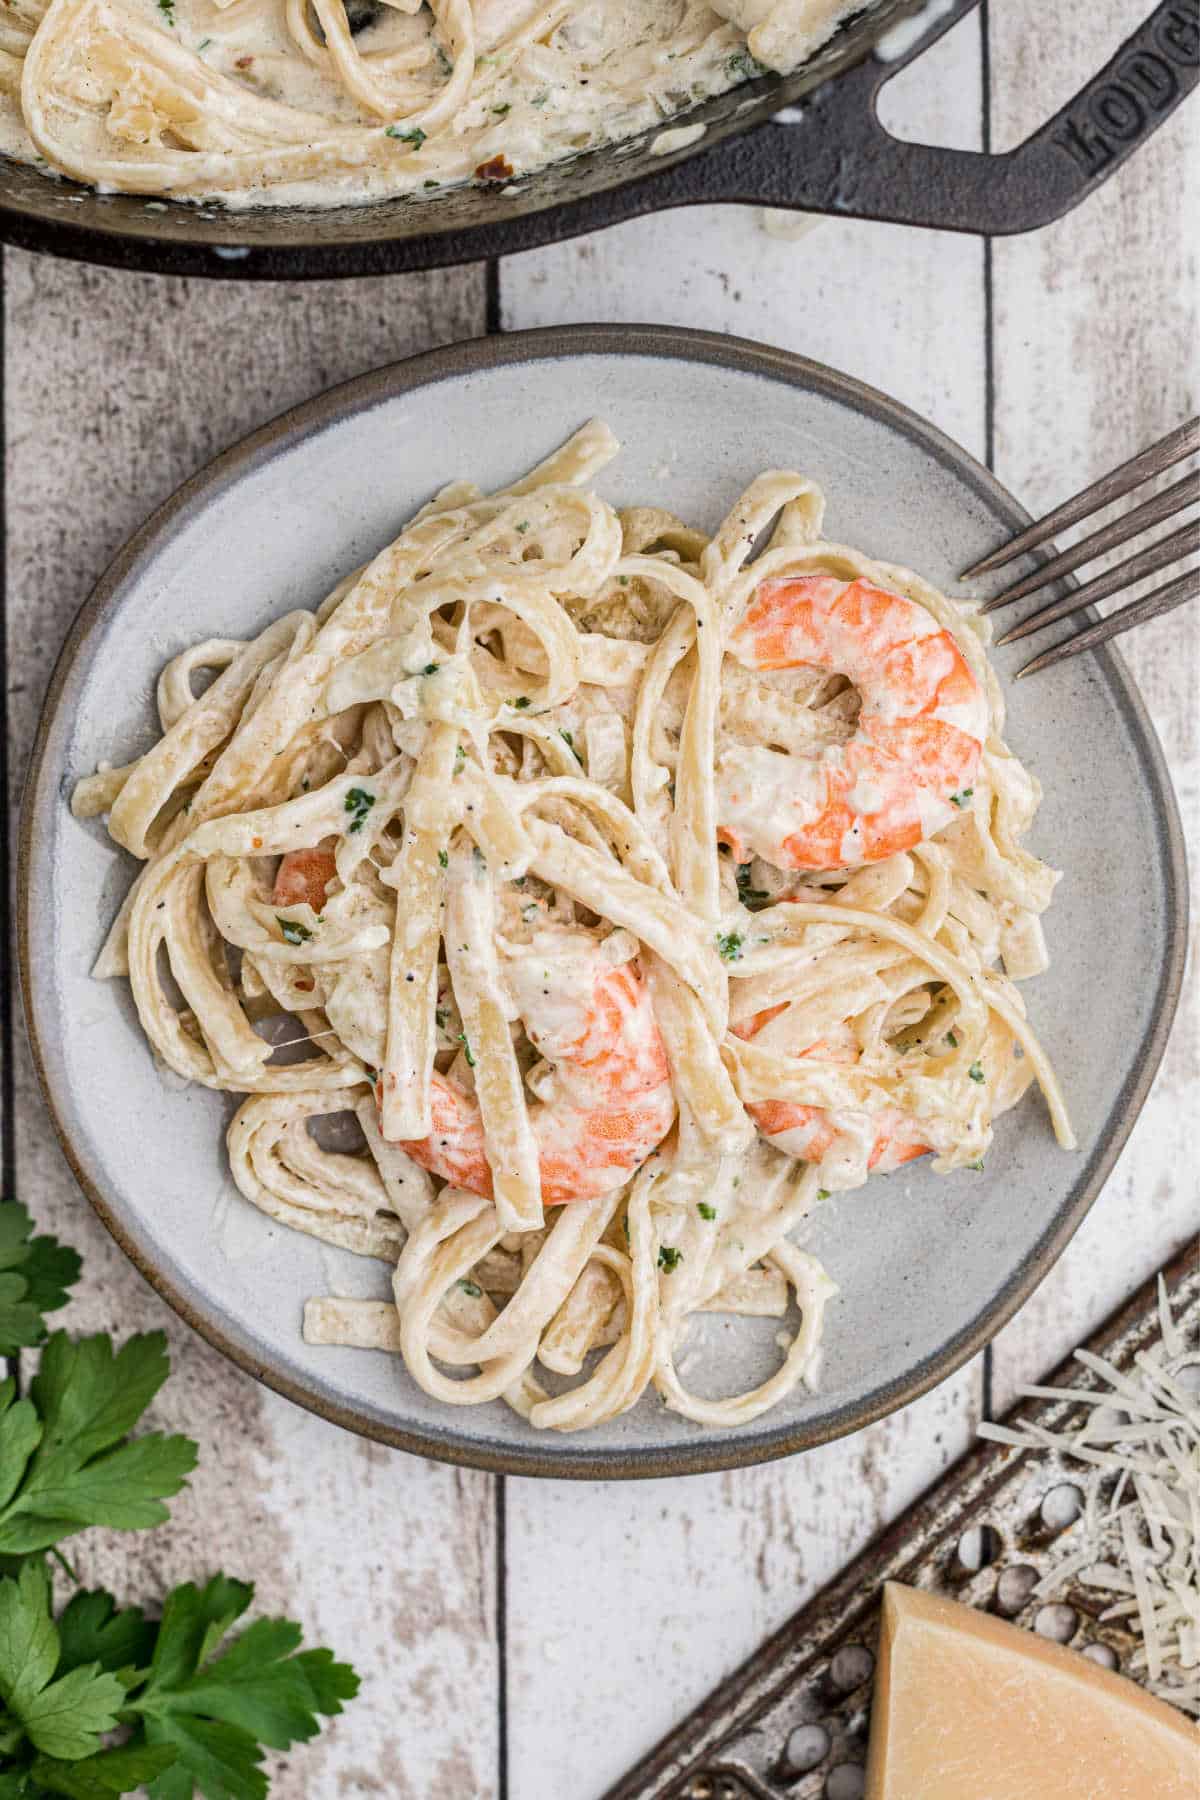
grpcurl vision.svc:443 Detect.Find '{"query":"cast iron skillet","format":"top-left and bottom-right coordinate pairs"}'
top-left (0, 0), bottom-right (1196, 278)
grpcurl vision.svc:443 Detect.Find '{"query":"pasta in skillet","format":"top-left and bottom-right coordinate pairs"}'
top-left (73, 422), bottom-right (1073, 1433)
top-left (4, 1), bottom-right (861, 208)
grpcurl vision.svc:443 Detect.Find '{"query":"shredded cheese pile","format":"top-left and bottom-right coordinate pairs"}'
top-left (980, 1277), bottom-right (1200, 1713)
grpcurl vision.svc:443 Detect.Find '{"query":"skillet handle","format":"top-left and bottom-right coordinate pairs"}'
top-left (640, 0), bottom-right (1200, 235)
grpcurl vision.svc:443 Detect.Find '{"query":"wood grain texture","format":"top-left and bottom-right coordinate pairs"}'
top-left (3, 252), bottom-right (499, 1800)
top-left (0, 0), bottom-right (1195, 1791)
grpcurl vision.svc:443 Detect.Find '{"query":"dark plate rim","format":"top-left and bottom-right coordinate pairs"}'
top-left (17, 324), bottom-right (1189, 1479)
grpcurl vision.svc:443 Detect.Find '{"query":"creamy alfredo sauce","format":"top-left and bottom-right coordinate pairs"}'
top-left (5, 0), bottom-right (861, 209)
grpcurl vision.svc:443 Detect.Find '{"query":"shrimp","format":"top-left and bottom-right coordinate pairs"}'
top-left (393, 928), bottom-right (676, 1205)
top-left (273, 844), bottom-right (338, 912)
top-left (718, 575), bottom-right (988, 870)
top-left (733, 1005), bottom-right (928, 1176)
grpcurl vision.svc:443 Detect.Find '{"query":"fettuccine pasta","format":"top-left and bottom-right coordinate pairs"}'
top-left (73, 422), bottom-right (1072, 1433)
top-left (4, 0), bottom-right (860, 208)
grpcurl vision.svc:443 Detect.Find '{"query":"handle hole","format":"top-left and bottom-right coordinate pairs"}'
top-left (874, 8), bottom-right (984, 153)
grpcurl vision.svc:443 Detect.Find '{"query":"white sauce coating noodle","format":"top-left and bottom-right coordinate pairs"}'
top-left (73, 422), bottom-right (1073, 1434)
top-left (4, 0), bottom-right (861, 208)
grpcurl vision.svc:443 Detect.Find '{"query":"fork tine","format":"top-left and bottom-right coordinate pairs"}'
top-left (994, 520), bottom-right (1200, 645)
top-left (961, 416), bottom-right (1200, 579)
top-left (1015, 567), bottom-right (1200, 678)
top-left (979, 469), bottom-right (1200, 612)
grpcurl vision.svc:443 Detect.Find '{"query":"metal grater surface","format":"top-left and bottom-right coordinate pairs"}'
top-left (604, 1243), bottom-right (1197, 1800)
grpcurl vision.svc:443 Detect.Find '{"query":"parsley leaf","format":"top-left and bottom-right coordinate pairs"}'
top-left (715, 930), bottom-right (744, 962)
top-left (274, 917), bottom-right (311, 947)
top-left (384, 125), bottom-right (426, 148)
top-left (696, 1203), bottom-right (716, 1222)
top-left (948, 788), bottom-right (973, 808)
top-left (657, 1246), bottom-right (683, 1273)
top-left (0, 1332), bottom-right (197, 1556)
top-left (0, 1202), bottom-right (81, 1356)
top-left (343, 788), bottom-right (375, 835)
top-left (55, 1589), bottom-right (156, 1678)
top-left (125, 1575), bottom-right (358, 1800)
top-left (32, 1742), bottom-right (178, 1796)
top-left (0, 1563), bottom-right (126, 1760)
top-left (968, 1061), bottom-right (985, 1083)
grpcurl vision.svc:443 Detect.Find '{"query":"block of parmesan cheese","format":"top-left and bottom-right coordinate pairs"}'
top-left (865, 1581), bottom-right (1199, 1800)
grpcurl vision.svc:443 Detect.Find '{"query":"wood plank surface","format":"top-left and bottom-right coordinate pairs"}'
top-left (3, 255), bottom-right (500, 1800)
top-left (1, 1), bottom-right (1195, 1793)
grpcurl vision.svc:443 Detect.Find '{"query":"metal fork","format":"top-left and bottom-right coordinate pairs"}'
top-left (959, 417), bottom-right (1200, 678)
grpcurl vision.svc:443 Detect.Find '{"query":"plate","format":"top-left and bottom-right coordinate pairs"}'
top-left (19, 326), bottom-right (1187, 1478)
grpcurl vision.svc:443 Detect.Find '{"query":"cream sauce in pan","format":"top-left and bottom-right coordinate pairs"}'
top-left (4, 0), bottom-right (861, 209)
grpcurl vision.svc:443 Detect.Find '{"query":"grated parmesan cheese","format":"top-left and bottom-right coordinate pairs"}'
top-left (978, 1277), bottom-right (1200, 1714)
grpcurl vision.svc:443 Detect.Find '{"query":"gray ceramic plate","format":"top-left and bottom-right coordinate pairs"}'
top-left (19, 327), bottom-right (1187, 1479)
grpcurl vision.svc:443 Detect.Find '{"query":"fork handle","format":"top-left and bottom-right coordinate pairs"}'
top-left (645, 0), bottom-right (1200, 236)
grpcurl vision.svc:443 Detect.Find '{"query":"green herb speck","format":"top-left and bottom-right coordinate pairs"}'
top-left (657, 1245), bottom-right (683, 1272)
top-left (697, 1202), bottom-right (717, 1221)
top-left (949, 788), bottom-right (974, 808)
top-left (716, 930), bottom-right (744, 962)
top-left (968, 1061), bottom-right (985, 1083)
top-left (276, 915), bottom-right (312, 946)
top-left (344, 786), bottom-right (375, 833)
top-left (386, 124), bottom-right (427, 148)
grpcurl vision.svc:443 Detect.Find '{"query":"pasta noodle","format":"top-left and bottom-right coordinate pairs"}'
top-left (73, 421), bottom-right (1073, 1433)
top-left (5, 0), bottom-right (862, 208)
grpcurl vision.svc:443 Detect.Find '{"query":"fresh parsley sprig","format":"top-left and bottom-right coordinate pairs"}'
top-left (0, 1332), bottom-right (196, 1556)
top-left (0, 1202), bottom-right (359, 1796)
top-left (0, 1204), bottom-right (81, 1356)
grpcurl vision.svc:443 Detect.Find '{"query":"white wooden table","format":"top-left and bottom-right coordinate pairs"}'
top-left (4, 4), bottom-right (1196, 1794)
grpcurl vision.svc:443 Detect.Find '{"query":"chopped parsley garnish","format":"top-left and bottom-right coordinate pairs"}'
top-left (697, 1202), bottom-right (717, 1222)
top-left (657, 1245), bottom-right (683, 1273)
top-left (727, 49), bottom-right (765, 79)
top-left (949, 788), bottom-right (974, 808)
top-left (276, 915), bottom-right (312, 945)
top-left (458, 1278), bottom-right (482, 1298)
top-left (735, 863), bottom-right (770, 910)
top-left (344, 786), bottom-right (375, 833)
top-left (515, 520), bottom-right (529, 533)
top-left (386, 124), bottom-right (427, 148)
top-left (968, 1061), bottom-right (985, 1083)
top-left (157, 0), bottom-right (175, 24)
top-left (435, 44), bottom-right (453, 76)
top-left (438, 849), bottom-right (449, 868)
top-left (513, 695), bottom-right (530, 709)
top-left (968, 1159), bottom-right (986, 1171)
top-left (492, 102), bottom-right (511, 117)
top-left (422, 662), bottom-right (440, 675)
top-left (559, 729), bottom-right (581, 761)
top-left (945, 1031), bottom-right (959, 1048)
top-left (458, 1033), bottom-right (476, 1068)
top-left (716, 929), bottom-right (744, 962)
top-left (817, 1189), bottom-right (831, 1201)
top-left (454, 744), bottom-right (466, 774)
